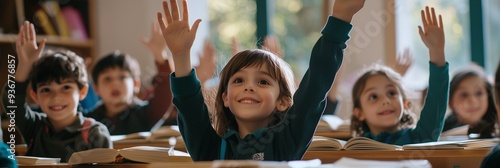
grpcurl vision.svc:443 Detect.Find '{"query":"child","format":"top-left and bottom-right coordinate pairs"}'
top-left (480, 60), bottom-right (500, 168)
top-left (157, 0), bottom-right (365, 161)
top-left (350, 6), bottom-right (449, 145)
top-left (1, 21), bottom-right (111, 162)
top-left (443, 67), bottom-right (497, 138)
top-left (86, 21), bottom-right (175, 135)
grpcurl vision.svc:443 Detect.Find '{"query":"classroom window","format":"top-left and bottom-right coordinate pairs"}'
top-left (483, 0), bottom-right (500, 74)
top-left (395, 0), bottom-right (470, 90)
top-left (208, 0), bottom-right (324, 79)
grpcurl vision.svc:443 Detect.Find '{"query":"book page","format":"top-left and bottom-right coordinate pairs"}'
top-left (344, 137), bottom-right (402, 150)
top-left (16, 156), bottom-right (61, 165)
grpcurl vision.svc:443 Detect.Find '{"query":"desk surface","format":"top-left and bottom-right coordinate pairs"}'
top-left (304, 148), bottom-right (492, 168)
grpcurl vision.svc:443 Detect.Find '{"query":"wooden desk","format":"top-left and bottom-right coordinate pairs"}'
top-left (304, 148), bottom-right (491, 168)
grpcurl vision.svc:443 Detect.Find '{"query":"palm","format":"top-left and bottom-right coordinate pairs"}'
top-left (418, 7), bottom-right (444, 51)
top-left (162, 21), bottom-right (194, 54)
top-left (16, 21), bottom-right (45, 66)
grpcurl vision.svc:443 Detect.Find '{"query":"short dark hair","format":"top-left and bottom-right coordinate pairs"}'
top-left (29, 50), bottom-right (87, 91)
top-left (91, 51), bottom-right (141, 85)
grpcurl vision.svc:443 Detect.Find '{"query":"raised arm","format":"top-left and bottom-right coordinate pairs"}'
top-left (142, 21), bottom-right (175, 125)
top-left (157, 0), bottom-right (201, 77)
top-left (394, 48), bottom-right (413, 76)
top-left (413, 6), bottom-right (449, 142)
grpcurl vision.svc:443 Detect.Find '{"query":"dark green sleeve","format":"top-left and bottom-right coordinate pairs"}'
top-left (411, 62), bottom-right (449, 143)
top-left (481, 145), bottom-right (500, 168)
top-left (0, 143), bottom-right (17, 168)
top-left (284, 16), bottom-right (352, 158)
top-left (171, 69), bottom-right (220, 161)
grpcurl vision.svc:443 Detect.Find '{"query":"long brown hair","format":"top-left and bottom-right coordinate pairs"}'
top-left (350, 65), bottom-right (416, 136)
top-left (213, 49), bottom-right (295, 136)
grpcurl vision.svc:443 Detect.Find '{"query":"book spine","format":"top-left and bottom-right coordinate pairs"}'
top-left (61, 6), bottom-right (88, 40)
top-left (34, 9), bottom-right (57, 35)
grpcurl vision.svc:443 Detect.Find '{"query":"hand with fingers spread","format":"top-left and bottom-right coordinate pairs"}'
top-left (418, 6), bottom-right (446, 66)
top-left (394, 48), bottom-right (413, 76)
top-left (262, 35), bottom-right (284, 59)
top-left (195, 38), bottom-right (217, 84)
top-left (15, 21), bottom-right (47, 82)
top-left (142, 21), bottom-right (168, 64)
top-left (157, 0), bottom-right (202, 77)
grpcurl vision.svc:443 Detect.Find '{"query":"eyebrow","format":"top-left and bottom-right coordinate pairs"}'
top-left (37, 80), bottom-right (75, 87)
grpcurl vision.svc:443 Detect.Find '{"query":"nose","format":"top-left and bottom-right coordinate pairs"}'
top-left (381, 96), bottom-right (391, 106)
top-left (51, 92), bottom-right (62, 101)
top-left (244, 83), bottom-right (255, 92)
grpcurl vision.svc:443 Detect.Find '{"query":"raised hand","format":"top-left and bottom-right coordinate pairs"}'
top-left (15, 21), bottom-right (46, 82)
top-left (142, 21), bottom-right (167, 64)
top-left (332, 0), bottom-right (366, 22)
top-left (262, 35), bottom-right (284, 59)
top-left (394, 48), bottom-right (413, 76)
top-left (157, 0), bottom-right (202, 77)
top-left (418, 6), bottom-right (446, 66)
top-left (195, 39), bottom-right (217, 84)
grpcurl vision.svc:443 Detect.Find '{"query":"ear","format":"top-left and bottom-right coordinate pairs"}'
top-left (403, 99), bottom-right (410, 109)
top-left (30, 89), bottom-right (39, 105)
top-left (79, 84), bottom-right (89, 101)
top-left (353, 108), bottom-right (365, 121)
top-left (276, 97), bottom-right (290, 112)
top-left (133, 79), bottom-right (141, 93)
top-left (222, 92), bottom-right (229, 107)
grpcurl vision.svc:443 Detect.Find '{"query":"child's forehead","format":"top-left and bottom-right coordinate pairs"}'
top-left (37, 79), bottom-right (78, 87)
top-left (99, 67), bottom-right (132, 75)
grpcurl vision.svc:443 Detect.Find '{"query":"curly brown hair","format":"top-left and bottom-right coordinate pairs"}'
top-left (213, 49), bottom-right (295, 136)
top-left (350, 65), bottom-right (416, 136)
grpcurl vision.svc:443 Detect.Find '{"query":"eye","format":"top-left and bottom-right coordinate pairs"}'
top-left (460, 92), bottom-right (469, 99)
top-left (119, 75), bottom-right (127, 80)
top-left (368, 94), bottom-right (377, 101)
top-left (63, 85), bottom-right (73, 90)
top-left (233, 78), bottom-right (243, 83)
top-left (103, 76), bottom-right (112, 82)
top-left (475, 90), bottom-right (484, 97)
top-left (388, 90), bottom-right (398, 97)
top-left (40, 88), bottom-right (50, 93)
top-left (258, 80), bottom-right (270, 85)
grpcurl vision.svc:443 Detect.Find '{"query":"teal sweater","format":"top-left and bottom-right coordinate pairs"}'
top-left (362, 62), bottom-right (450, 145)
top-left (171, 16), bottom-right (352, 161)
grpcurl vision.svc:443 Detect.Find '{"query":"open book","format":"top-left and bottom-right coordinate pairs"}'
top-left (16, 156), bottom-right (61, 165)
top-left (402, 138), bottom-right (500, 150)
top-left (111, 125), bottom-right (181, 142)
top-left (309, 136), bottom-right (401, 151)
top-left (316, 115), bottom-right (350, 132)
top-left (67, 146), bottom-right (191, 165)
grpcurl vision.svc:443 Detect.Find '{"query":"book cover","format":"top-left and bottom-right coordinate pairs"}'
top-left (61, 6), bottom-right (88, 40)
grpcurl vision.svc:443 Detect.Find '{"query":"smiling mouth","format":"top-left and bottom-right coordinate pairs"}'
top-left (239, 99), bottom-right (259, 104)
top-left (49, 105), bottom-right (67, 111)
top-left (378, 110), bottom-right (394, 115)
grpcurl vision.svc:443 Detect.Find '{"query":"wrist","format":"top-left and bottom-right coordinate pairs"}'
top-left (332, 11), bottom-right (354, 23)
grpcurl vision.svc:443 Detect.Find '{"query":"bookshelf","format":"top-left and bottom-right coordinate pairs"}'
top-left (0, 0), bottom-right (96, 113)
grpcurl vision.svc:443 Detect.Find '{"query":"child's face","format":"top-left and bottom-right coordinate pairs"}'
top-left (30, 79), bottom-right (87, 122)
top-left (222, 64), bottom-right (288, 125)
top-left (450, 76), bottom-right (488, 124)
top-left (354, 75), bottom-right (405, 133)
top-left (95, 67), bottom-right (139, 105)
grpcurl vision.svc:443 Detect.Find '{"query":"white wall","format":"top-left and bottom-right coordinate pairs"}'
top-left (96, 0), bottom-right (209, 88)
